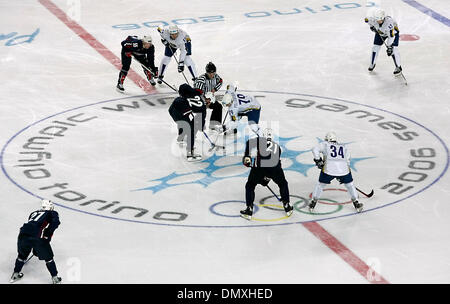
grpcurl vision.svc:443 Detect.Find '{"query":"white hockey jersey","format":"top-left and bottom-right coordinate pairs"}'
top-left (224, 91), bottom-right (261, 130)
top-left (365, 16), bottom-right (399, 46)
top-left (159, 27), bottom-right (191, 62)
top-left (312, 141), bottom-right (351, 176)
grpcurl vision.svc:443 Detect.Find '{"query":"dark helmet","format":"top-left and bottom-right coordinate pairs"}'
top-left (205, 62), bottom-right (216, 73)
top-left (179, 83), bottom-right (200, 98)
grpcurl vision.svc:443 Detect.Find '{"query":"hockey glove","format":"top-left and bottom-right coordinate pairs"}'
top-left (261, 177), bottom-right (271, 187)
top-left (178, 61), bottom-right (185, 73)
top-left (243, 156), bottom-right (252, 167)
top-left (386, 45), bottom-right (393, 56)
top-left (314, 158), bottom-right (324, 169)
top-left (370, 26), bottom-right (377, 33)
top-left (161, 38), bottom-right (168, 46)
top-left (42, 229), bottom-right (52, 242)
top-left (214, 124), bottom-right (226, 133)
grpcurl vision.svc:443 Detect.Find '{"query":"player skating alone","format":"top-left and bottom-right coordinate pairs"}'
top-left (218, 83), bottom-right (261, 136)
top-left (194, 62), bottom-right (224, 130)
top-left (240, 128), bottom-right (293, 220)
top-left (308, 132), bottom-right (363, 213)
top-left (157, 25), bottom-right (198, 84)
top-left (10, 199), bottom-right (62, 284)
top-left (116, 35), bottom-right (158, 92)
top-left (365, 8), bottom-right (402, 75)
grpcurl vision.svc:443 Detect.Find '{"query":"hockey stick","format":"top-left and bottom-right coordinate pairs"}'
top-left (383, 41), bottom-right (408, 85)
top-left (139, 63), bottom-right (178, 92)
top-left (203, 131), bottom-right (225, 151)
top-left (266, 184), bottom-right (281, 202)
top-left (356, 187), bottom-right (374, 198)
top-left (168, 47), bottom-right (191, 86)
top-left (24, 254), bottom-right (34, 264)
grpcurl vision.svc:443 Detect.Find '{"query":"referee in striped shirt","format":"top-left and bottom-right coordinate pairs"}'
top-left (193, 62), bottom-right (223, 130)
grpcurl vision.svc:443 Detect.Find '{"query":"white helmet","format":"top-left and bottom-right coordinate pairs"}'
top-left (325, 131), bottom-right (337, 142)
top-left (373, 8), bottom-right (385, 21)
top-left (222, 93), bottom-right (233, 106)
top-left (205, 92), bottom-right (215, 104)
top-left (41, 199), bottom-right (54, 211)
top-left (142, 35), bottom-right (152, 43)
top-left (168, 25), bottom-right (179, 35)
top-left (263, 128), bottom-right (273, 141)
top-left (226, 83), bottom-right (237, 92)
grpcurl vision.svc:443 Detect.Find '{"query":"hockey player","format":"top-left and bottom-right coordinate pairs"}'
top-left (365, 8), bottom-right (402, 75)
top-left (10, 199), bottom-right (62, 284)
top-left (308, 132), bottom-right (363, 213)
top-left (240, 128), bottom-right (293, 220)
top-left (157, 25), bottom-right (198, 83)
top-left (193, 62), bottom-right (224, 130)
top-left (168, 83), bottom-right (206, 161)
top-left (217, 83), bottom-right (261, 136)
top-left (117, 35), bottom-right (158, 92)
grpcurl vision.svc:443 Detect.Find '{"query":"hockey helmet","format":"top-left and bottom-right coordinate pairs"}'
top-left (226, 83), bottom-right (237, 93)
top-left (168, 25), bottom-right (179, 35)
top-left (205, 62), bottom-right (216, 73)
top-left (179, 83), bottom-right (199, 98)
top-left (41, 199), bottom-right (54, 211)
top-left (142, 35), bottom-right (152, 43)
top-left (324, 131), bottom-right (337, 143)
top-left (263, 128), bottom-right (273, 141)
top-left (205, 91), bottom-right (215, 104)
top-left (221, 93), bottom-right (233, 106)
top-left (373, 9), bottom-right (385, 21)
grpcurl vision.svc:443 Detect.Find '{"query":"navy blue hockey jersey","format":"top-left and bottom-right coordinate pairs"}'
top-left (20, 210), bottom-right (60, 240)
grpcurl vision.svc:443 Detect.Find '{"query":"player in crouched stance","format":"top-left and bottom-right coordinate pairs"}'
top-left (240, 129), bottom-right (293, 220)
top-left (116, 35), bottom-right (158, 92)
top-left (168, 84), bottom-right (206, 161)
top-left (218, 83), bottom-right (262, 136)
top-left (365, 8), bottom-right (402, 75)
top-left (10, 199), bottom-right (62, 284)
top-left (308, 132), bottom-right (363, 213)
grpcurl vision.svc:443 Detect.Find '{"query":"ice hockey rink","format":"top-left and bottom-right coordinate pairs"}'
top-left (1, 0), bottom-right (449, 285)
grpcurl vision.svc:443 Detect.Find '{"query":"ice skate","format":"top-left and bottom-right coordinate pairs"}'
top-left (10, 272), bottom-right (23, 283)
top-left (149, 78), bottom-right (156, 86)
top-left (393, 66), bottom-right (402, 76)
top-left (240, 206), bottom-right (253, 220)
top-left (187, 150), bottom-right (202, 162)
top-left (116, 82), bottom-right (124, 92)
top-left (157, 76), bottom-right (164, 84)
top-left (308, 199), bottom-right (317, 213)
top-left (52, 276), bottom-right (62, 284)
top-left (283, 201), bottom-right (293, 217)
top-left (368, 63), bottom-right (376, 72)
top-left (353, 200), bottom-right (364, 213)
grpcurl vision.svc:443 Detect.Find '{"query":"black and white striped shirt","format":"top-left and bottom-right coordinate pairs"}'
top-left (193, 73), bottom-right (223, 94)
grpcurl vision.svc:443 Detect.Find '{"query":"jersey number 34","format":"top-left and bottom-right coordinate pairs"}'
top-left (330, 145), bottom-right (344, 158)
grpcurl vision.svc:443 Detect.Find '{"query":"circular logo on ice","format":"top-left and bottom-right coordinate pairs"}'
top-left (1, 91), bottom-right (448, 227)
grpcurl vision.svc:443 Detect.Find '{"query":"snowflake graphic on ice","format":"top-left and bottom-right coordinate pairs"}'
top-left (135, 128), bottom-right (374, 194)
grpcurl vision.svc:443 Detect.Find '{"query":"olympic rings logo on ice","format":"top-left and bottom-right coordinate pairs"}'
top-left (1, 91), bottom-right (448, 227)
top-left (210, 189), bottom-right (351, 222)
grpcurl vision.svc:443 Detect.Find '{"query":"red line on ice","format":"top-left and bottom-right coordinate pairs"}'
top-left (38, 0), bottom-right (155, 94)
top-left (302, 222), bottom-right (390, 284)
